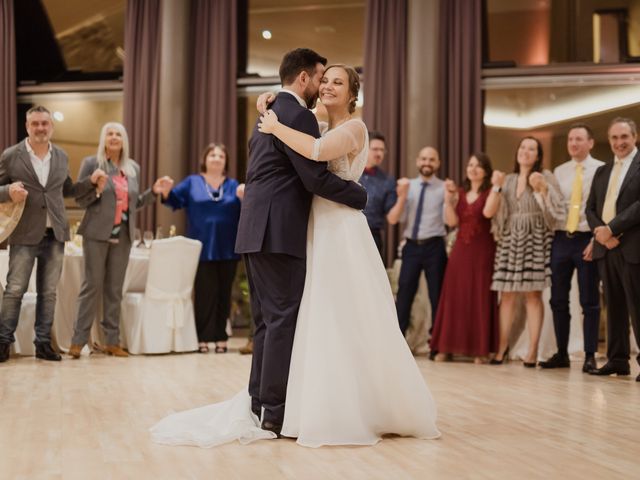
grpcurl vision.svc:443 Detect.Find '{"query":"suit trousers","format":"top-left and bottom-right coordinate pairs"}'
top-left (549, 231), bottom-right (600, 354)
top-left (597, 248), bottom-right (640, 368)
top-left (396, 238), bottom-right (447, 335)
top-left (0, 229), bottom-right (64, 345)
top-left (193, 259), bottom-right (238, 342)
top-left (244, 252), bottom-right (305, 424)
top-left (71, 227), bottom-right (131, 346)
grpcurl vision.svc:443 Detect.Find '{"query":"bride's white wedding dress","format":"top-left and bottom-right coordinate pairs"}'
top-left (150, 119), bottom-right (440, 448)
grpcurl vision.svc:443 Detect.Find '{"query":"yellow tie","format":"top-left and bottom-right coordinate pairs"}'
top-left (565, 163), bottom-right (583, 233)
top-left (602, 159), bottom-right (623, 224)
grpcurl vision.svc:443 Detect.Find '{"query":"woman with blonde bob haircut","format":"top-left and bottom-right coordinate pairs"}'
top-left (68, 122), bottom-right (172, 358)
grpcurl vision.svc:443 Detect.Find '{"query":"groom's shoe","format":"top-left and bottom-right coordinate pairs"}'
top-left (261, 420), bottom-right (282, 438)
top-left (588, 362), bottom-right (630, 376)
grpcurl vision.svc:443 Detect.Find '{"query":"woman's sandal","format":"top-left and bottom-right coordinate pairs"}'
top-left (214, 345), bottom-right (228, 354)
top-left (198, 344), bottom-right (209, 353)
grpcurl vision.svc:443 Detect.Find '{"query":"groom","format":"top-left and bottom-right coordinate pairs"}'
top-left (235, 48), bottom-right (367, 435)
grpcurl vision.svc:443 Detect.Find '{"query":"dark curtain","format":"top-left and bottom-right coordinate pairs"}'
top-left (188, 0), bottom-right (238, 177)
top-left (0, 0), bottom-right (16, 151)
top-left (363, 0), bottom-right (408, 265)
top-left (123, 0), bottom-right (162, 231)
top-left (438, 0), bottom-right (484, 184)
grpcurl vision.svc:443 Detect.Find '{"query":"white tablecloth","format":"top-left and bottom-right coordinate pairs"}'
top-left (0, 245), bottom-right (150, 351)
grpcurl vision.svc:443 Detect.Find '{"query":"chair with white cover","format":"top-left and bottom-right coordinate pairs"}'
top-left (121, 236), bottom-right (202, 354)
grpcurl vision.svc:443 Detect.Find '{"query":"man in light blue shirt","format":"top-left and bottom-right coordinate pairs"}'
top-left (388, 146), bottom-right (446, 339)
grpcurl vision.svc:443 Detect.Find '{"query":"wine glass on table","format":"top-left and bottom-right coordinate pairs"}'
top-left (143, 230), bottom-right (153, 249)
top-left (133, 228), bottom-right (142, 248)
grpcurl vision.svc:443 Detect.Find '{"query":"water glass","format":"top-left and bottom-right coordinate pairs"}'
top-left (143, 230), bottom-right (153, 248)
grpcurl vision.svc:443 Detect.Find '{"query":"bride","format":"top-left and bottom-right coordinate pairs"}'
top-left (150, 64), bottom-right (440, 448)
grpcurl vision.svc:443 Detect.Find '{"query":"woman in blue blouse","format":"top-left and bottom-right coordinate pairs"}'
top-left (161, 143), bottom-right (243, 353)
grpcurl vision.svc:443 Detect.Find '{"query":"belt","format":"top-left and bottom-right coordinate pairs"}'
top-left (406, 237), bottom-right (441, 246)
top-left (44, 227), bottom-right (55, 236)
top-left (558, 230), bottom-right (591, 239)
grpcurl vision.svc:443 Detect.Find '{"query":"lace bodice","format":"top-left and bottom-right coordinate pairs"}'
top-left (317, 119), bottom-right (369, 181)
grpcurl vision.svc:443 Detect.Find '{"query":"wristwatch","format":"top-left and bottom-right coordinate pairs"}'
top-left (492, 186), bottom-right (502, 193)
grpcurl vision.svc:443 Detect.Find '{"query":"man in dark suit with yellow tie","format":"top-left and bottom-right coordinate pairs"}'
top-left (585, 117), bottom-right (640, 381)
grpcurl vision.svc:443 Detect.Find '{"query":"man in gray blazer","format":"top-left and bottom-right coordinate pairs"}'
top-left (0, 106), bottom-right (106, 362)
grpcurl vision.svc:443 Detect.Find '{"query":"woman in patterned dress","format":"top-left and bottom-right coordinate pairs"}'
top-left (486, 137), bottom-right (563, 366)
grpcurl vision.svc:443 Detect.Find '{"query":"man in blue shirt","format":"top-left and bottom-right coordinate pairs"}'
top-left (359, 132), bottom-right (397, 255)
top-left (388, 146), bottom-right (446, 340)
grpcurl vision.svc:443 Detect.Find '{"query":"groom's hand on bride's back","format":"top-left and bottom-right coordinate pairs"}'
top-left (256, 92), bottom-right (277, 114)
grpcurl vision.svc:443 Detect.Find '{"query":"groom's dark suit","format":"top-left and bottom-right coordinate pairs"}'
top-left (585, 148), bottom-right (640, 370)
top-left (235, 91), bottom-right (367, 425)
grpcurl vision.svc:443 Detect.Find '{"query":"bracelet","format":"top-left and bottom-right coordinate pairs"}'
top-left (492, 186), bottom-right (502, 193)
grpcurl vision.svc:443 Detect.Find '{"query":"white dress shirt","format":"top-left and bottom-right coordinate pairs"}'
top-left (25, 138), bottom-right (53, 227)
top-left (553, 155), bottom-right (604, 232)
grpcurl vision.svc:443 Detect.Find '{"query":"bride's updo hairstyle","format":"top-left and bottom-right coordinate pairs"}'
top-left (324, 64), bottom-right (360, 114)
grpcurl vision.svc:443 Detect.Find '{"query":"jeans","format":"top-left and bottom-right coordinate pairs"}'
top-left (0, 231), bottom-right (64, 345)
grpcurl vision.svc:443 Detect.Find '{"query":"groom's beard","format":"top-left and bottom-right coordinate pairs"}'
top-left (303, 87), bottom-right (319, 109)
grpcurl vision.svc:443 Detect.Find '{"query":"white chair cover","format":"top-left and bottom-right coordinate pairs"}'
top-left (11, 292), bottom-right (37, 356)
top-left (121, 236), bottom-right (201, 354)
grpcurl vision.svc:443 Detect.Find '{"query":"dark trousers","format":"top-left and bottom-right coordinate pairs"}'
top-left (370, 228), bottom-right (383, 256)
top-left (396, 237), bottom-right (447, 335)
top-left (244, 252), bottom-right (305, 424)
top-left (549, 232), bottom-right (600, 354)
top-left (193, 260), bottom-right (238, 342)
top-left (597, 249), bottom-right (640, 368)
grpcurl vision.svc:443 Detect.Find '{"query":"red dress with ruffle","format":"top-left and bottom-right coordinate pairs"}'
top-left (430, 188), bottom-right (499, 356)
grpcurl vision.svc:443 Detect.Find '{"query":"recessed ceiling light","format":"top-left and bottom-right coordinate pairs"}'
top-left (53, 111), bottom-right (64, 122)
top-left (261, 30), bottom-right (272, 40)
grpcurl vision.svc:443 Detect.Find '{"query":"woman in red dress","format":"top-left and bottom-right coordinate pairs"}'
top-left (430, 153), bottom-right (499, 363)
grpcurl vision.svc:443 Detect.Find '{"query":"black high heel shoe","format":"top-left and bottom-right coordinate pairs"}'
top-left (489, 347), bottom-right (510, 365)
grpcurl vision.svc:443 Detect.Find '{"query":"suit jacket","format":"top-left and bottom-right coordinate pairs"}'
top-left (586, 149), bottom-right (640, 263)
top-left (74, 156), bottom-right (156, 241)
top-left (0, 141), bottom-right (94, 245)
top-left (235, 92), bottom-right (367, 258)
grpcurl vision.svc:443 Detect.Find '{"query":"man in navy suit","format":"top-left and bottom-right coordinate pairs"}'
top-left (235, 49), bottom-right (367, 434)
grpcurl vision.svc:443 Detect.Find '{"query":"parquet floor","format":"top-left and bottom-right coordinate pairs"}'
top-left (1, 338), bottom-right (638, 480)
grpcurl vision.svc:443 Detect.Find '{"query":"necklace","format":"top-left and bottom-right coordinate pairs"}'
top-left (202, 176), bottom-right (224, 202)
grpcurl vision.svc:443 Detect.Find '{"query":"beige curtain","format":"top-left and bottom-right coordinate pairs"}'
top-left (123, 0), bottom-right (162, 231)
top-left (0, 0), bottom-right (16, 151)
top-left (188, 0), bottom-right (238, 177)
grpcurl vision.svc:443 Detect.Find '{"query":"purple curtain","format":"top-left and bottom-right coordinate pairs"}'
top-left (0, 0), bottom-right (16, 151)
top-left (363, 0), bottom-right (408, 265)
top-left (438, 0), bottom-right (484, 184)
top-left (123, 0), bottom-right (162, 231)
top-left (189, 0), bottom-right (238, 177)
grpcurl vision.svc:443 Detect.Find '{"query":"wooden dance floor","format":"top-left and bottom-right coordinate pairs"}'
top-left (1, 337), bottom-right (638, 479)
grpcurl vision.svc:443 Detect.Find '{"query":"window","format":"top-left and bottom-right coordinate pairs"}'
top-left (244, 0), bottom-right (365, 78)
top-left (16, 0), bottom-right (125, 83)
top-left (485, 0), bottom-right (640, 66)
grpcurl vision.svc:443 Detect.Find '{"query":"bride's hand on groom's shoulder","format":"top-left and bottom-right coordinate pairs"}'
top-left (258, 110), bottom-right (279, 134)
top-left (256, 92), bottom-right (276, 114)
